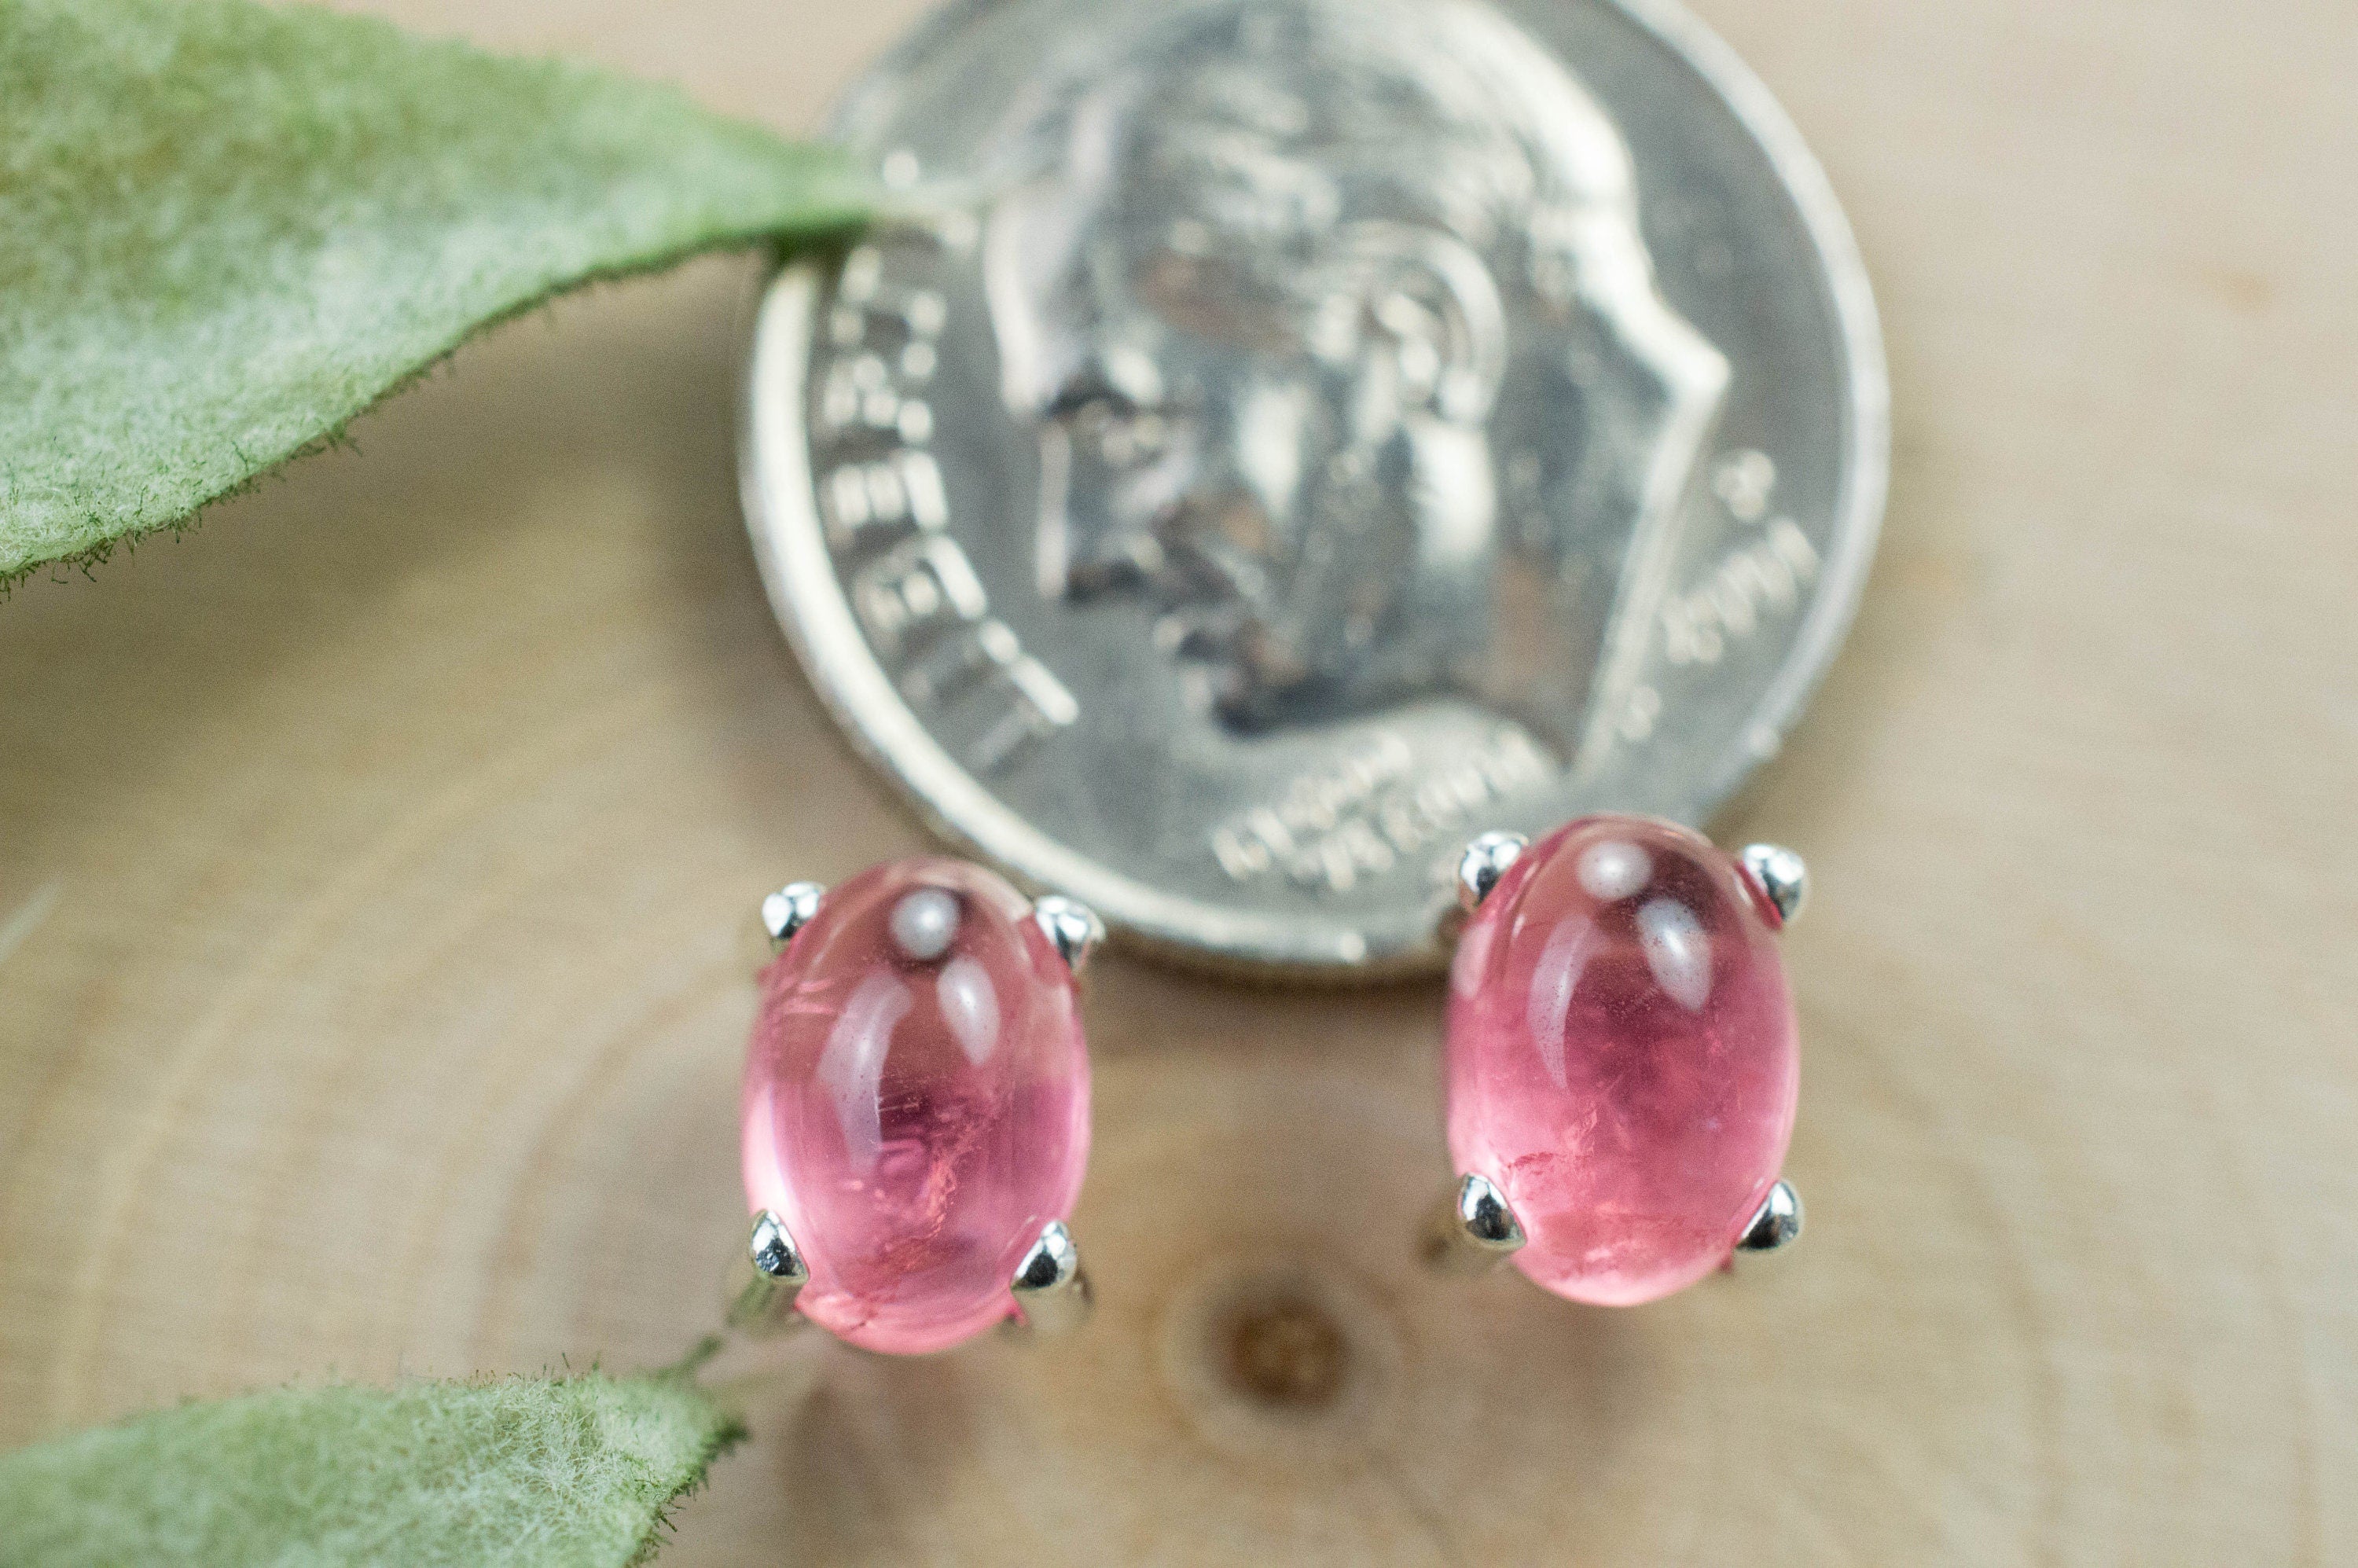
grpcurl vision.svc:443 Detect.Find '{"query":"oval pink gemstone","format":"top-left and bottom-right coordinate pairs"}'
top-left (742, 857), bottom-right (1089, 1353)
top-left (1447, 814), bottom-right (1798, 1305)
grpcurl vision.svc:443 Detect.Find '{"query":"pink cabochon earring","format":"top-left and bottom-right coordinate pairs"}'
top-left (1430, 814), bottom-right (1807, 1299)
top-left (726, 858), bottom-right (1100, 1353)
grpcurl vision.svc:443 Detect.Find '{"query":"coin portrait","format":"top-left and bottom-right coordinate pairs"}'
top-left (744, 0), bottom-right (1887, 971)
top-left (985, 0), bottom-right (1727, 762)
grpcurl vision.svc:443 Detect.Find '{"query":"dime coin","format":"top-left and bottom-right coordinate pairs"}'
top-left (743, 0), bottom-right (1887, 974)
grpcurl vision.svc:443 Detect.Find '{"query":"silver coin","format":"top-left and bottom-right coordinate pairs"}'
top-left (743, 0), bottom-right (1887, 974)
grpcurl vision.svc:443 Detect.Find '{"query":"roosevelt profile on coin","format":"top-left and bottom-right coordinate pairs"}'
top-left (982, 0), bottom-right (1730, 766)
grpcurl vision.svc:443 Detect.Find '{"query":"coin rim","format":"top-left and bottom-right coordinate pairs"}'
top-left (740, 0), bottom-right (1889, 975)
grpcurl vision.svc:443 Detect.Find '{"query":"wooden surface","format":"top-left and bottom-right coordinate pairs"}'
top-left (4, 0), bottom-right (2354, 1562)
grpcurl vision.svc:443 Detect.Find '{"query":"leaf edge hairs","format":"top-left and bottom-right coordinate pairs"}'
top-left (0, 1371), bottom-right (744, 1568)
top-left (0, 0), bottom-right (875, 589)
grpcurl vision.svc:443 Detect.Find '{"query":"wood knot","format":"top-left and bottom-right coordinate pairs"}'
top-left (1159, 1253), bottom-right (1400, 1469)
top-left (1223, 1291), bottom-right (1348, 1408)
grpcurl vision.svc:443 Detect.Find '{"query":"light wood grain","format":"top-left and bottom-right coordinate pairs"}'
top-left (3, 0), bottom-right (2353, 1562)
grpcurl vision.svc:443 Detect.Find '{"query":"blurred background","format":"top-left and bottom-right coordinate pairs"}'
top-left (2, 0), bottom-right (2352, 1562)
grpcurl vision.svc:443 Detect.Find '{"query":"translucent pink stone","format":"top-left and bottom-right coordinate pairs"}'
top-left (742, 857), bottom-right (1089, 1353)
top-left (1447, 815), bottom-right (1798, 1305)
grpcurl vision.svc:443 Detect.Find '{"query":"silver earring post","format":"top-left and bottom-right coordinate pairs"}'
top-left (724, 1209), bottom-right (811, 1335)
top-left (1420, 1173), bottom-right (1527, 1275)
top-left (1005, 1219), bottom-right (1092, 1336)
top-left (1032, 894), bottom-right (1105, 975)
top-left (1456, 832), bottom-right (1529, 914)
top-left (1737, 844), bottom-right (1807, 926)
top-left (1735, 1179), bottom-right (1805, 1254)
top-left (760, 882), bottom-right (826, 949)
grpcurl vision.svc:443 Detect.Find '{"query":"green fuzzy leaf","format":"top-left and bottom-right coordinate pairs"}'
top-left (0, 1372), bottom-right (744, 1566)
top-left (0, 0), bottom-right (873, 586)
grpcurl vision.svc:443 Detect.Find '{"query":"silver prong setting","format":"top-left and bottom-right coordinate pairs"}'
top-left (761, 882), bottom-right (825, 948)
top-left (1032, 895), bottom-right (1105, 976)
top-left (1007, 1219), bottom-right (1092, 1336)
top-left (1738, 843), bottom-right (1808, 927)
top-left (1422, 1173), bottom-right (1527, 1275)
top-left (725, 1209), bottom-right (810, 1335)
top-left (1735, 1179), bottom-right (1804, 1254)
top-left (1456, 832), bottom-right (1529, 914)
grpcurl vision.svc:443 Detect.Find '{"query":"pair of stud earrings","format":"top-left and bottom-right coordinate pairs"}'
top-left (725, 813), bottom-right (1807, 1355)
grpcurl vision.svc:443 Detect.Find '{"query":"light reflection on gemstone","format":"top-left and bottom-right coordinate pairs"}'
top-left (817, 970), bottom-right (907, 1170)
top-left (937, 953), bottom-right (1000, 1064)
top-left (1636, 896), bottom-right (1712, 1012)
top-left (1576, 836), bottom-right (1652, 901)
top-left (889, 887), bottom-right (960, 960)
top-left (1523, 915), bottom-right (1596, 1090)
